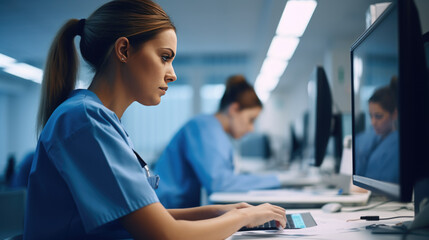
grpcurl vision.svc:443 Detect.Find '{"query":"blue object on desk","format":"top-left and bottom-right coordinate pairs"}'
top-left (291, 214), bottom-right (306, 228)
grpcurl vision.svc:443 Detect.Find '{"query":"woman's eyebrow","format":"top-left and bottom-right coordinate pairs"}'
top-left (162, 48), bottom-right (175, 58)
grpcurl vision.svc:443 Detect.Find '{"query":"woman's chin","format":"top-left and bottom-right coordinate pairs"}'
top-left (139, 98), bottom-right (161, 106)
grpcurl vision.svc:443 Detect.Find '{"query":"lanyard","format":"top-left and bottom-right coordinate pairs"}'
top-left (133, 150), bottom-right (160, 189)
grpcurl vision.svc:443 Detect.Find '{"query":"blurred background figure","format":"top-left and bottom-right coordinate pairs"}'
top-left (10, 151), bottom-right (35, 189)
top-left (155, 75), bottom-right (282, 208)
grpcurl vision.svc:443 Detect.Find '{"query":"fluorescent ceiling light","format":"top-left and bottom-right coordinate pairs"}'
top-left (353, 57), bottom-right (363, 94)
top-left (276, 0), bottom-right (317, 37)
top-left (0, 53), bottom-right (16, 68)
top-left (260, 58), bottom-right (288, 78)
top-left (254, 74), bottom-right (280, 93)
top-left (267, 36), bottom-right (299, 61)
top-left (254, 0), bottom-right (317, 101)
top-left (0, 53), bottom-right (43, 84)
top-left (255, 88), bottom-right (270, 103)
top-left (3, 62), bottom-right (43, 84)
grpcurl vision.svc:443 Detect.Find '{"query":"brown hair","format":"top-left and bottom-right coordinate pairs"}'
top-left (37, 0), bottom-right (175, 132)
top-left (368, 76), bottom-right (398, 114)
top-left (218, 75), bottom-right (263, 112)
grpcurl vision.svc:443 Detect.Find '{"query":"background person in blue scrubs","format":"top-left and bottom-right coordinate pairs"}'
top-left (155, 75), bottom-right (283, 209)
top-left (24, 0), bottom-right (286, 239)
top-left (355, 79), bottom-right (399, 183)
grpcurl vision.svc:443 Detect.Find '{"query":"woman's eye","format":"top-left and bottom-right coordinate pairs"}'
top-left (375, 114), bottom-right (383, 120)
top-left (162, 56), bottom-right (170, 62)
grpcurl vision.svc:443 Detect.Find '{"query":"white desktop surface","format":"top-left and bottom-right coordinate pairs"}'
top-left (227, 201), bottom-right (427, 240)
top-left (210, 189), bottom-right (371, 208)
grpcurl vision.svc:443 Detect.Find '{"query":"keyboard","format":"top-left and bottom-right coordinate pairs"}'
top-left (239, 212), bottom-right (316, 231)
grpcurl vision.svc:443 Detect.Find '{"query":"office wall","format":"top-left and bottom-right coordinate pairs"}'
top-left (323, 40), bottom-right (355, 114)
top-left (0, 94), bottom-right (8, 176)
top-left (0, 77), bottom-right (40, 178)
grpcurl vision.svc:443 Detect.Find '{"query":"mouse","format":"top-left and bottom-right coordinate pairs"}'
top-left (321, 203), bottom-right (342, 213)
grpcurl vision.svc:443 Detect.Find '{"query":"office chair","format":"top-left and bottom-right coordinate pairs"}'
top-left (0, 189), bottom-right (26, 240)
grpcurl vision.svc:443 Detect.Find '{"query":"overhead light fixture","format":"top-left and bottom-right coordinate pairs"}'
top-left (255, 74), bottom-right (280, 93)
top-left (260, 58), bottom-right (288, 78)
top-left (276, 0), bottom-right (318, 37)
top-left (0, 53), bottom-right (16, 68)
top-left (0, 53), bottom-right (43, 84)
top-left (255, 0), bottom-right (317, 102)
top-left (267, 36), bottom-right (300, 61)
top-left (254, 74), bottom-right (280, 102)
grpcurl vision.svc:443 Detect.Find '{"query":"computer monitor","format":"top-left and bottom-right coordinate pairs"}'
top-left (351, 0), bottom-right (429, 229)
top-left (306, 66), bottom-right (343, 171)
top-left (289, 123), bottom-right (303, 162)
top-left (424, 31), bottom-right (429, 69)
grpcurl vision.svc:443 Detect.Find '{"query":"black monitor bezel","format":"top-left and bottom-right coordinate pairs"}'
top-left (350, 2), bottom-right (410, 202)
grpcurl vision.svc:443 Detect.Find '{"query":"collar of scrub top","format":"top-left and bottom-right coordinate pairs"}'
top-left (133, 150), bottom-right (160, 189)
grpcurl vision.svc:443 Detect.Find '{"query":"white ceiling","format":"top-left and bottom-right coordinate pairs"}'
top-left (0, 0), bottom-right (399, 91)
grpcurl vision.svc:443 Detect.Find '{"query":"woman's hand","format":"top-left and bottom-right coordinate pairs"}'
top-left (238, 203), bottom-right (286, 229)
top-left (213, 202), bottom-right (253, 216)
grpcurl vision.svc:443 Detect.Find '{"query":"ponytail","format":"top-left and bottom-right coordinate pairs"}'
top-left (37, 19), bottom-right (82, 133)
top-left (218, 75), bottom-right (262, 112)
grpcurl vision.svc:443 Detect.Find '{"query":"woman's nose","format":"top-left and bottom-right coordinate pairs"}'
top-left (166, 66), bottom-right (177, 83)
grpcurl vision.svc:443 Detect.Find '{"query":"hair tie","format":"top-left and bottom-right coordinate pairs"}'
top-left (77, 18), bottom-right (86, 36)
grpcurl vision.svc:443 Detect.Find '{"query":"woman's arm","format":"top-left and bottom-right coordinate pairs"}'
top-left (168, 202), bottom-right (252, 220)
top-left (121, 202), bottom-right (286, 240)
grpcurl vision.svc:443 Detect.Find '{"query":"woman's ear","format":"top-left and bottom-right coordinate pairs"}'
top-left (114, 37), bottom-right (130, 63)
top-left (227, 102), bottom-right (240, 116)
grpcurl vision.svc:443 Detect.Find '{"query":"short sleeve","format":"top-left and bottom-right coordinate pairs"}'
top-left (183, 119), bottom-right (280, 194)
top-left (49, 122), bottom-right (159, 233)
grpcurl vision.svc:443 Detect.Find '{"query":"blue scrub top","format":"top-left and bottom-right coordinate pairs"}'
top-left (154, 114), bottom-right (280, 209)
top-left (355, 128), bottom-right (399, 183)
top-left (24, 90), bottom-right (159, 239)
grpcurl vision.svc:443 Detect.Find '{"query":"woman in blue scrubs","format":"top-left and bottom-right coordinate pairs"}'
top-left (155, 75), bottom-right (282, 209)
top-left (24, 1), bottom-right (286, 239)
top-left (355, 82), bottom-right (399, 183)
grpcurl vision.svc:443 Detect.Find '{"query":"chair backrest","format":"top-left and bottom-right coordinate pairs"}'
top-left (0, 189), bottom-right (26, 239)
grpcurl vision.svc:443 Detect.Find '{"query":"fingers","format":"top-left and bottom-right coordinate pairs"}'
top-left (236, 202), bottom-right (253, 209)
top-left (242, 203), bottom-right (286, 228)
top-left (260, 203), bottom-right (286, 228)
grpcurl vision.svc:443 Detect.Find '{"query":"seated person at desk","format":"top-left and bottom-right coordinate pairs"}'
top-left (24, 1), bottom-right (286, 239)
top-left (355, 82), bottom-right (398, 183)
top-left (155, 75), bottom-right (284, 209)
top-left (10, 151), bottom-right (35, 189)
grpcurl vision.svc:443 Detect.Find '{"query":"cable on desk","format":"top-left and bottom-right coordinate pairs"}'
top-left (346, 215), bottom-right (414, 222)
top-left (342, 200), bottom-right (393, 212)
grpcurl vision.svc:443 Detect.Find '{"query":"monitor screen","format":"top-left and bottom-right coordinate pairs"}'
top-left (352, 2), bottom-right (400, 195)
top-left (351, 0), bottom-right (429, 208)
top-left (306, 66), bottom-right (333, 167)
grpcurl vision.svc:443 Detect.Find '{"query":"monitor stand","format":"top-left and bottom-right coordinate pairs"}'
top-left (370, 178), bottom-right (429, 235)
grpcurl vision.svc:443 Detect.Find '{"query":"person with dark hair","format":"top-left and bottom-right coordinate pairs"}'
top-left (25, 1), bottom-right (286, 239)
top-left (155, 75), bottom-right (283, 209)
top-left (10, 151), bottom-right (35, 189)
top-left (4, 155), bottom-right (16, 187)
top-left (355, 78), bottom-right (399, 183)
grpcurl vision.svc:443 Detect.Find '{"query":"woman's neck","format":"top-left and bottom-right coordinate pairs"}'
top-left (215, 112), bottom-right (231, 135)
top-left (88, 71), bottom-right (133, 119)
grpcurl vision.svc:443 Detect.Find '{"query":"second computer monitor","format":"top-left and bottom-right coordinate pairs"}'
top-left (306, 66), bottom-right (333, 167)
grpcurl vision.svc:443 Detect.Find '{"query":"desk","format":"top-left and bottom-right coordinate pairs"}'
top-left (210, 189), bottom-right (371, 208)
top-left (227, 201), bottom-right (429, 240)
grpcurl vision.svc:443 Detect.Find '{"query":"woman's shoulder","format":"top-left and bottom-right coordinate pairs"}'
top-left (43, 90), bottom-right (119, 140)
